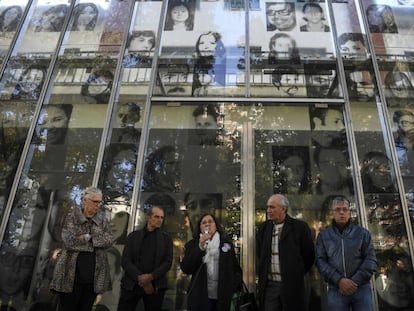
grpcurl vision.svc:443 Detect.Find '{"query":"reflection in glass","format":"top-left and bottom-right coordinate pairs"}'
top-left (271, 65), bottom-right (301, 97)
top-left (338, 33), bottom-right (367, 59)
top-left (273, 146), bottom-right (311, 194)
top-left (384, 71), bottom-right (414, 107)
top-left (266, 2), bottom-right (296, 32)
top-left (36, 104), bottom-right (72, 145)
top-left (300, 2), bottom-right (330, 32)
top-left (0, 246), bottom-right (37, 310)
top-left (375, 248), bottom-right (414, 309)
top-left (314, 146), bottom-right (352, 196)
top-left (11, 65), bottom-right (47, 100)
top-left (393, 109), bottom-right (414, 175)
top-left (101, 143), bottom-right (138, 199)
top-left (0, 6), bottom-right (23, 32)
top-left (33, 4), bottom-right (68, 32)
top-left (361, 151), bottom-right (395, 193)
top-left (268, 33), bottom-right (300, 64)
top-left (164, 0), bottom-right (195, 31)
top-left (310, 107), bottom-right (346, 148)
top-left (71, 3), bottom-right (98, 31)
top-left (157, 62), bottom-right (190, 96)
top-left (192, 104), bottom-right (220, 145)
top-left (192, 31), bottom-right (226, 96)
top-left (366, 4), bottom-right (398, 34)
top-left (123, 31), bottom-right (155, 68)
top-left (81, 67), bottom-right (114, 104)
top-left (305, 66), bottom-right (337, 98)
top-left (143, 145), bottom-right (182, 192)
top-left (346, 67), bottom-right (375, 101)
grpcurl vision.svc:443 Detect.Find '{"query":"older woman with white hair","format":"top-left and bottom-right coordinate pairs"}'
top-left (50, 186), bottom-right (114, 311)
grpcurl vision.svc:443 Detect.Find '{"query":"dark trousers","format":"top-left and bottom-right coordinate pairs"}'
top-left (58, 283), bottom-right (97, 311)
top-left (117, 284), bottom-right (165, 311)
top-left (263, 280), bottom-right (285, 311)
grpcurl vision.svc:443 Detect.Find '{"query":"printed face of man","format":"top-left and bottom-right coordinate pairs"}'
top-left (129, 35), bottom-right (154, 53)
top-left (266, 3), bottom-right (295, 30)
top-left (147, 207), bottom-right (164, 231)
top-left (398, 113), bottom-right (414, 140)
top-left (349, 70), bottom-right (375, 100)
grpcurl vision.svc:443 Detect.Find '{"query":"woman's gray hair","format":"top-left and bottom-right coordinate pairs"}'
top-left (82, 186), bottom-right (102, 200)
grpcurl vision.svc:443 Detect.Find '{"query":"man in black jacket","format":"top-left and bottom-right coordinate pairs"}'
top-left (256, 194), bottom-right (315, 311)
top-left (117, 206), bottom-right (173, 311)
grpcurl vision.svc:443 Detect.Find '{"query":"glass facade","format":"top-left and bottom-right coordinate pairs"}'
top-left (0, 0), bottom-right (413, 310)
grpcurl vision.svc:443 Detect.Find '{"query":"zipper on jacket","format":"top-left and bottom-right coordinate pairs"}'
top-left (341, 237), bottom-right (347, 277)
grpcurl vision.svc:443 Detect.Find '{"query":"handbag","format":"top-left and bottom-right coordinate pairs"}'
top-left (231, 281), bottom-right (258, 311)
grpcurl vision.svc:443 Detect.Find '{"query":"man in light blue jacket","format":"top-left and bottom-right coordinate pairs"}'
top-left (316, 196), bottom-right (377, 311)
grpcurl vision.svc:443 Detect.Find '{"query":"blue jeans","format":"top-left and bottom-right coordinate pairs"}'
top-left (327, 283), bottom-right (373, 311)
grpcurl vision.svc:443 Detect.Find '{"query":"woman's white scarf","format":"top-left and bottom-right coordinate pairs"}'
top-left (203, 231), bottom-right (220, 283)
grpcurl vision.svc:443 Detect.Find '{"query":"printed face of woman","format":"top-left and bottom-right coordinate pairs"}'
top-left (4, 7), bottom-right (19, 26)
top-left (129, 35), bottom-right (154, 52)
top-left (38, 106), bottom-right (69, 144)
top-left (77, 5), bottom-right (96, 26)
top-left (171, 5), bottom-right (189, 23)
top-left (272, 37), bottom-right (294, 57)
top-left (198, 34), bottom-right (217, 57)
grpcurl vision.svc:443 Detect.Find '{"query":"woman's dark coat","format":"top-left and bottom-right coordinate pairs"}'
top-left (180, 235), bottom-right (242, 311)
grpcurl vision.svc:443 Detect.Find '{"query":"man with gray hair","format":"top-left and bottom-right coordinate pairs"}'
top-left (316, 196), bottom-right (377, 311)
top-left (256, 194), bottom-right (315, 310)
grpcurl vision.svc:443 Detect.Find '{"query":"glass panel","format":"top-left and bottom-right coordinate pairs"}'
top-left (155, 0), bottom-right (245, 97)
top-left (120, 1), bottom-right (162, 96)
top-left (249, 2), bottom-right (336, 98)
top-left (0, 1), bottom-right (136, 310)
top-left (351, 102), bottom-right (414, 311)
top-left (138, 102), bottom-right (240, 310)
top-left (0, 102), bottom-right (35, 220)
top-left (361, 0), bottom-right (414, 60)
top-left (253, 103), bottom-right (353, 310)
top-left (0, 1), bottom-right (29, 65)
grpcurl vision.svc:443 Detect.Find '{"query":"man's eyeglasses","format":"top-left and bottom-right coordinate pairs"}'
top-left (333, 207), bottom-right (350, 213)
top-left (267, 9), bottom-right (292, 16)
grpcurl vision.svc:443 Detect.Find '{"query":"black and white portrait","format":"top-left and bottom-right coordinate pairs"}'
top-left (123, 30), bottom-right (156, 68)
top-left (0, 6), bottom-right (23, 32)
top-left (11, 65), bottom-right (47, 100)
top-left (164, 0), bottom-right (195, 31)
top-left (266, 2), bottom-right (296, 31)
top-left (366, 4), bottom-right (398, 34)
top-left (272, 146), bottom-right (311, 194)
top-left (33, 4), bottom-right (68, 32)
top-left (71, 2), bottom-right (99, 31)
